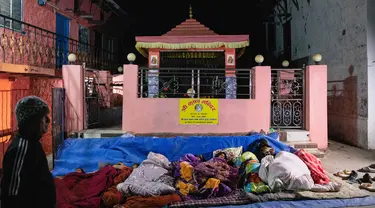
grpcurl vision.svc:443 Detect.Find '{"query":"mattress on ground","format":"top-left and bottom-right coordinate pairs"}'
top-left (52, 133), bottom-right (293, 177)
top-left (211, 196), bottom-right (375, 208)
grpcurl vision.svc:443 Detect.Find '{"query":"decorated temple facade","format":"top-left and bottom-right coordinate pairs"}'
top-left (135, 6), bottom-right (249, 99)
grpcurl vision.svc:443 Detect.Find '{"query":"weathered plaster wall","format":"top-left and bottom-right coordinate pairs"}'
top-left (23, 0), bottom-right (104, 42)
top-left (366, 0), bottom-right (375, 149)
top-left (29, 77), bottom-right (63, 154)
top-left (0, 76), bottom-right (62, 155)
top-left (274, 0), bottom-right (370, 148)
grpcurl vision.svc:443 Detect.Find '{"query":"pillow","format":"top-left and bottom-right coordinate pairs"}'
top-left (213, 146), bottom-right (243, 162)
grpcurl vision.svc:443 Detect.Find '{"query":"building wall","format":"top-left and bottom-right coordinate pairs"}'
top-left (274, 0), bottom-right (370, 148)
top-left (29, 77), bottom-right (63, 154)
top-left (23, 0), bottom-right (106, 42)
top-left (0, 76), bottom-right (62, 155)
top-left (122, 65), bottom-right (272, 135)
top-left (366, 0), bottom-right (375, 149)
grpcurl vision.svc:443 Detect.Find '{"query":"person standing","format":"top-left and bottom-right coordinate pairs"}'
top-left (1, 96), bottom-right (56, 207)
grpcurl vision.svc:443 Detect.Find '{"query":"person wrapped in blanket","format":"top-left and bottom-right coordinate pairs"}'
top-left (237, 151), bottom-right (271, 194)
top-left (173, 153), bottom-right (239, 200)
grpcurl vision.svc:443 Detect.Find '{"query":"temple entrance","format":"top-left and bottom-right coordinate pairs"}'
top-left (158, 51), bottom-right (226, 98)
top-left (270, 68), bottom-right (305, 129)
top-left (135, 5), bottom-right (250, 100)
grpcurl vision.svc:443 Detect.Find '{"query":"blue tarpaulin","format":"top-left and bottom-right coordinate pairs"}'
top-left (52, 133), bottom-right (375, 208)
top-left (52, 133), bottom-right (293, 177)
top-left (210, 196), bottom-right (375, 208)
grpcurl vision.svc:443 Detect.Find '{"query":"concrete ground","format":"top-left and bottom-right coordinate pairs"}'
top-left (321, 140), bottom-right (375, 207)
top-left (322, 140), bottom-right (375, 174)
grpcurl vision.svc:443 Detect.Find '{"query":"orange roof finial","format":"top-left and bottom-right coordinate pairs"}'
top-left (189, 5), bottom-right (193, 19)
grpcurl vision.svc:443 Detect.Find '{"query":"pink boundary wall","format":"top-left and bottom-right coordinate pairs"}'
top-left (122, 65), bottom-right (271, 134)
top-left (62, 65), bottom-right (85, 132)
top-left (306, 65), bottom-right (328, 149)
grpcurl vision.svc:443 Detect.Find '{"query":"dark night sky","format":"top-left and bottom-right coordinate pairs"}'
top-left (104, 0), bottom-right (277, 68)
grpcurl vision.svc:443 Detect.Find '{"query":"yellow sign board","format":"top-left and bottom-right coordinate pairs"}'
top-left (179, 99), bottom-right (219, 125)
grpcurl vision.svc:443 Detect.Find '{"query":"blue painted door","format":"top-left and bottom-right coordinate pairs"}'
top-left (56, 13), bottom-right (70, 68)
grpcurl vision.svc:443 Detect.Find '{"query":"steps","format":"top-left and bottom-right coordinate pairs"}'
top-left (82, 128), bottom-right (124, 138)
top-left (279, 129), bottom-right (309, 142)
top-left (285, 141), bottom-right (326, 158)
top-left (278, 129), bottom-right (325, 158)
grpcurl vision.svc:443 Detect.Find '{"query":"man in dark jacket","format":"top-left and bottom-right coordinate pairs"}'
top-left (1, 96), bottom-right (56, 207)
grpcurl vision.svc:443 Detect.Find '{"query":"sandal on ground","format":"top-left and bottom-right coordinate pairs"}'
top-left (358, 164), bottom-right (375, 173)
top-left (334, 170), bottom-right (352, 178)
top-left (357, 173), bottom-right (373, 184)
top-left (346, 171), bottom-right (358, 183)
top-left (359, 183), bottom-right (375, 192)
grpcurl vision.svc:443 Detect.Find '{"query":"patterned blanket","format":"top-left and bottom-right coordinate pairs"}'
top-left (173, 154), bottom-right (239, 200)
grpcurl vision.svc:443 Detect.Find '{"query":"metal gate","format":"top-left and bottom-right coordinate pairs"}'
top-left (52, 88), bottom-right (65, 168)
top-left (271, 69), bottom-right (305, 129)
top-left (85, 76), bottom-right (100, 128)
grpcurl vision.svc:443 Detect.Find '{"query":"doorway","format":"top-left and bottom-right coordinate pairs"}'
top-left (56, 13), bottom-right (70, 68)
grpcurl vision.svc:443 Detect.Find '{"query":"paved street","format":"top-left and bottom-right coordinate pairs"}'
top-left (322, 140), bottom-right (375, 207)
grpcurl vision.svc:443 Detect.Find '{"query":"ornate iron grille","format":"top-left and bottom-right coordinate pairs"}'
top-left (137, 68), bottom-right (255, 99)
top-left (85, 76), bottom-right (100, 128)
top-left (271, 69), bottom-right (305, 129)
top-left (0, 14), bottom-right (119, 71)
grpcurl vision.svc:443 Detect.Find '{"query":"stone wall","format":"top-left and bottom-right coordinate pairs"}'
top-left (274, 0), bottom-right (370, 148)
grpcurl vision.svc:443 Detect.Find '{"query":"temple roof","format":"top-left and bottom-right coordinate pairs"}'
top-left (163, 19), bottom-right (217, 36)
top-left (135, 6), bottom-right (249, 58)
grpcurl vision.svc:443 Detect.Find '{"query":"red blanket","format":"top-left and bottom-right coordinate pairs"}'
top-left (295, 149), bottom-right (330, 185)
top-left (55, 166), bottom-right (120, 208)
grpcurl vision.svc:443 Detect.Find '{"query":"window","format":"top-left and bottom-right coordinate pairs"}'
top-left (102, 35), bottom-right (114, 60)
top-left (78, 25), bottom-right (89, 53)
top-left (0, 0), bottom-right (22, 31)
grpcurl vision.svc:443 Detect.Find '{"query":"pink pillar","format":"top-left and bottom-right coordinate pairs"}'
top-left (62, 65), bottom-right (85, 132)
top-left (253, 66), bottom-right (271, 129)
top-left (122, 64), bottom-right (138, 132)
top-left (306, 65), bottom-right (328, 149)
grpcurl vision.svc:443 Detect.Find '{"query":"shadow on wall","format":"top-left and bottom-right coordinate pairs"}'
top-left (328, 65), bottom-right (358, 146)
